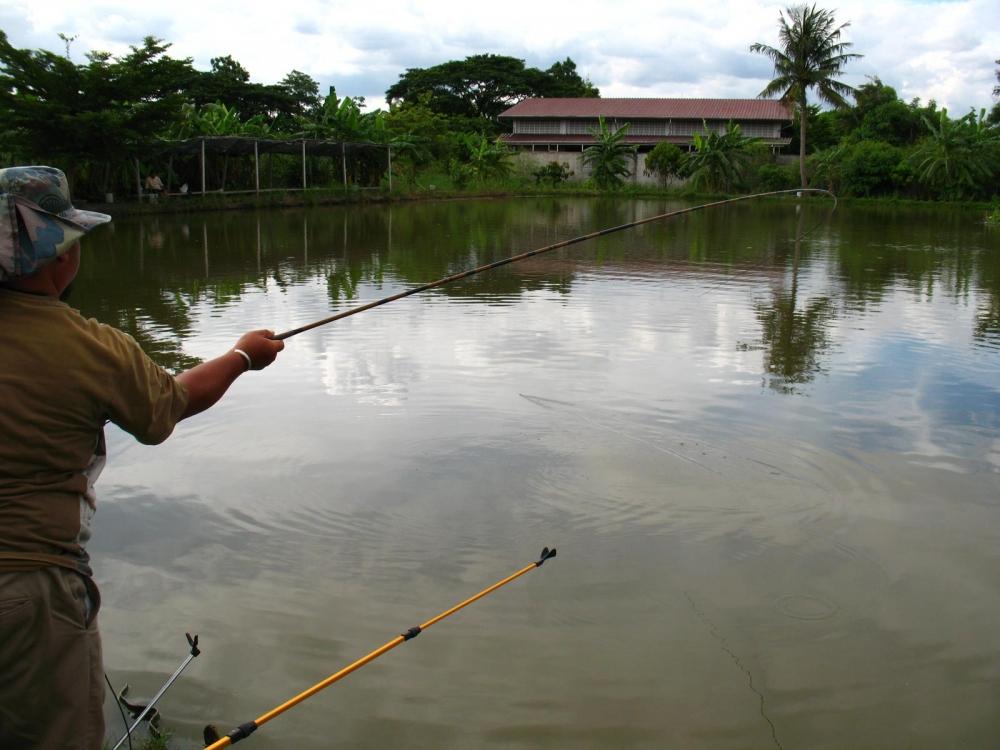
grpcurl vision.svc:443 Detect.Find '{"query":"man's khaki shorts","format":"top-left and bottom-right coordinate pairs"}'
top-left (0, 567), bottom-right (104, 750)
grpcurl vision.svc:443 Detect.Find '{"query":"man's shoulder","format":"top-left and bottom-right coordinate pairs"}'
top-left (70, 311), bottom-right (142, 355)
top-left (35, 302), bottom-right (142, 360)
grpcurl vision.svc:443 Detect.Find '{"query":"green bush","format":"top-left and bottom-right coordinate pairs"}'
top-left (532, 161), bottom-right (573, 185)
top-left (644, 142), bottom-right (685, 185)
top-left (838, 139), bottom-right (907, 196)
top-left (753, 162), bottom-right (798, 192)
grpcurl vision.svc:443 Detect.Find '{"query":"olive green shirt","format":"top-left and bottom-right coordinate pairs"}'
top-left (0, 288), bottom-right (189, 577)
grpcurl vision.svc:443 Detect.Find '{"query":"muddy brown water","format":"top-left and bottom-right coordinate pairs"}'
top-left (76, 197), bottom-right (1000, 749)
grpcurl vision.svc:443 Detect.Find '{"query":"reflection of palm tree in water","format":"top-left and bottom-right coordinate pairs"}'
top-left (754, 208), bottom-right (834, 393)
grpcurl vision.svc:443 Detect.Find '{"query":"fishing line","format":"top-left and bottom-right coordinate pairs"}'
top-left (274, 189), bottom-right (836, 340)
top-left (107, 634), bottom-right (202, 750)
top-left (105, 672), bottom-right (133, 750)
top-left (684, 592), bottom-right (783, 750)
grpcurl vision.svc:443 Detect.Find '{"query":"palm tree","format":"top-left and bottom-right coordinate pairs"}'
top-left (583, 116), bottom-right (637, 189)
top-left (750, 4), bottom-right (862, 188)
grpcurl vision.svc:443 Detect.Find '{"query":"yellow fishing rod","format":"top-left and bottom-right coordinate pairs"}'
top-left (203, 546), bottom-right (557, 749)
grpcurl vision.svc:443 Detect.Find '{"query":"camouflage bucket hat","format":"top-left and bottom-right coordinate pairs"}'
top-left (0, 166), bottom-right (111, 281)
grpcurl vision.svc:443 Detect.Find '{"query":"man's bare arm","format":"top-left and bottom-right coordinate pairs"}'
top-left (176, 329), bottom-right (284, 419)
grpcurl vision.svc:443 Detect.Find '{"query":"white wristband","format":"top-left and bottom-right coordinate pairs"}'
top-left (233, 348), bottom-right (253, 371)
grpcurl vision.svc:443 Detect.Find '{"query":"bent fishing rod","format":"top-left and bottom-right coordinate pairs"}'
top-left (203, 546), bottom-right (557, 750)
top-left (275, 188), bottom-right (835, 341)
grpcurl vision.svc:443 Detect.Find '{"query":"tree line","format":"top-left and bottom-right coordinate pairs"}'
top-left (636, 5), bottom-right (999, 201)
top-left (1, 8), bottom-right (998, 203)
top-left (0, 31), bottom-right (597, 197)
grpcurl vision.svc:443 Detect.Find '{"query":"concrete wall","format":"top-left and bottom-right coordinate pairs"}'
top-left (512, 150), bottom-right (683, 187)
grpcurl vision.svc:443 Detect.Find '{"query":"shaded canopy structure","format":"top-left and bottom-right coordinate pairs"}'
top-left (133, 136), bottom-right (392, 198)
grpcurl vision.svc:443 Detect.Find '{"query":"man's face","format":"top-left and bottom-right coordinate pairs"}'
top-left (56, 242), bottom-right (81, 300)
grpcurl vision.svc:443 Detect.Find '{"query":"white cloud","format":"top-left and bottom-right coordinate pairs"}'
top-left (2, 0), bottom-right (997, 113)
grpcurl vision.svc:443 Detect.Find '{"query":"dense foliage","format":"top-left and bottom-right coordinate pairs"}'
top-left (0, 15), bottom-right (997, 203)
top-left (386, 54), bottom-right (598, 128)
top-left (0, 31), bottom-right (594, 197)
top-left (802, 79), bottom-right (1000, 200)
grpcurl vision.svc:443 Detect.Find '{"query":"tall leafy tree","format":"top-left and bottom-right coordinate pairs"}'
top-left (280, 70), bottom-right (321, 117)
top-left (386, 54), bottom-right (535, 124)
top-left (537, 58), bottom-right (600, 98)
top-left (750, 4), bottom-right (863, 188)
top-left (0, 33), bottom-right (195, 191)
top-left (385, 54), bottom-right (598, 127)
top-left (990, 58), bottom-right (1000, 126)
top-left (836, 77), bottom-right (923, 146)
top-left (187, 53), bottom-right (295, 121)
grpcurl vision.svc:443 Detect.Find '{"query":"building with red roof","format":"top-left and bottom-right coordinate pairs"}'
top-left (498, 98), bottom-right (793, 184)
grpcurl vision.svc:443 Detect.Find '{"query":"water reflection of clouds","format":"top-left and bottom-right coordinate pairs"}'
top-left (321, 343), bottom-right (412, 407)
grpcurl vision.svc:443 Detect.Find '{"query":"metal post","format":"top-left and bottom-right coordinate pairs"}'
top-left (254, 140), bottom-right (260, 195)
top-left (200, 138), bottom-right (206, 195)
top-left (110, 635), bottom-right (201, 750)
top-left (134, 158), bottom-right (142, 200)
top-left (387, 145), bottom-right (392, 192)
top-left (341, 142), bottom-right (347, 188)
top-left (301, 139), bottom-right (307, 191)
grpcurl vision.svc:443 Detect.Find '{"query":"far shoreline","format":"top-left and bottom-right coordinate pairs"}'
top-left (78, 187), bottom-right (997, 219)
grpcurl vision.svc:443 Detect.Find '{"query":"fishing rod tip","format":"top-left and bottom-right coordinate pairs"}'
top-left (536, 547), bottom-right (557, 566)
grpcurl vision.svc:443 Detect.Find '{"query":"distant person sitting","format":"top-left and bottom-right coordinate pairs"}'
top-left (144, 173), bottom-right (164, 200)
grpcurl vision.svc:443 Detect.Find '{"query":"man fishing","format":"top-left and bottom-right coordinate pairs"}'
top-left (0, 166), bottom-right (284, 750)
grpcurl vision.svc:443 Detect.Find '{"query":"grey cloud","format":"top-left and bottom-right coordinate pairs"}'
top-left (294, 19), bottom-right (321, 35)
top-left (85, 4), bottom-right (176, 44)
top-left (350, 27), bottom-right (411, 51)
top-left (946, 30), bottom-right (983, 54)
top-left (345, 28), bottom-right (470, 70)
top-left (0, 12), bottom-right (65, 55)
top-left (0, 8), bottom-right (176, 60)
top-left (717, 49), bottom-right (773, 80)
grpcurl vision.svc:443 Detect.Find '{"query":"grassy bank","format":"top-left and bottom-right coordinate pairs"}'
top-left (78, 180), bottom-right (998, 220)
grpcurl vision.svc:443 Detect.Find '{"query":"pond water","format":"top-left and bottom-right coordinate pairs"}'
top-left (76, 196), bottom-right (1000, 750)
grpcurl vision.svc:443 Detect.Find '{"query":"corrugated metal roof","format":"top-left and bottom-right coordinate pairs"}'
top-left (500, 98), bottom-right (792, 121)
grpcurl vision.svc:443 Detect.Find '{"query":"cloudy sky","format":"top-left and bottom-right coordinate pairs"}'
top-left (3, 0), bottom-right (998, 114)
